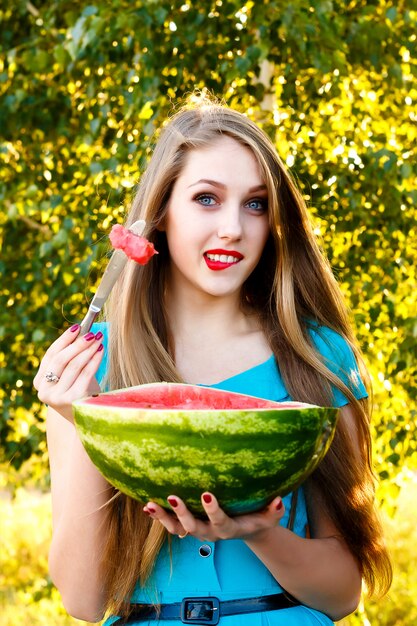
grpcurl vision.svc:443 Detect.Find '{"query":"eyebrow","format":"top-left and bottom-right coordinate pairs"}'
top-left (188, 178), bottom-right (267, 193)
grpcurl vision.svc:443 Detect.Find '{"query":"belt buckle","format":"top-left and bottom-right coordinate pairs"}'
top-left (180, 596), bottom-right (220, 625)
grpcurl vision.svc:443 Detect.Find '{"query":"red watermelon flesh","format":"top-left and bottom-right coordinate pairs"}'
top-left (85, 384), bottom-right (306, 410)
top-left (109, 224), bottom-right (157, 264)
top-left (73, 383), bottom-right (338, 517)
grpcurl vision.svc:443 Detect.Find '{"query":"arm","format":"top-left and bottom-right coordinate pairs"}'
top-left (34, 326), bottom-right (110, 622)
top-left (146, 404), bottom-right (362, 622)
top-left (245, 404), bottom-right (362, 621)
top-left (47, 408), bottom-right (111, 622)
top-left (244, 482), bottom-right (361, 620)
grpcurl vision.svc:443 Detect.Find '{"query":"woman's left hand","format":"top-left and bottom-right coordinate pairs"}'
top-left (143, 492), bottom-right (285, 542)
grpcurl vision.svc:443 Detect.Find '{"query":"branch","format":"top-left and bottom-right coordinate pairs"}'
top-left (18, 214), bottom-right (53, 236)
top-left (26, 2), bottom-right (40, 17)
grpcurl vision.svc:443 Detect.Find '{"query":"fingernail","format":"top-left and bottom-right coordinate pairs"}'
top-left (97, 344), bottom-right (104, 352)
top-left (70, 324), bottom-right (80, 332)
top-left (202, 493), bottom-right (212, 504)
top-left (276, 499), bottom-right (283, 511)
top-left (95, 331), bottom-right (103, 340)
top-left (167, 496), bottom-right (179, 508)
top-left (83, 332), bottom-right (95, 341)
top-left (144, 506), bottom-right (155, 515)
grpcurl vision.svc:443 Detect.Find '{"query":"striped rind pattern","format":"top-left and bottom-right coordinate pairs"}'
top-left (73, 385), bottom-right (338, 517)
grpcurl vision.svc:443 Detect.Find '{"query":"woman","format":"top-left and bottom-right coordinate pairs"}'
top-left (34, 97), bottom-right (392, 625)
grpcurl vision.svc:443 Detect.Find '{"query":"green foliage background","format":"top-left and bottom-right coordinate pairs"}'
top-left (1, 0), bottom-right (416, 624)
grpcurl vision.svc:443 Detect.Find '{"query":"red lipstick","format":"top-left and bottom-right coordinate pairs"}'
top-left (203, 249), bottom-right (243, 271)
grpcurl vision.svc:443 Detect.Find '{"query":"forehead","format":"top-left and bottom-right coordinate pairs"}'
top-left (179, 135), bottom-right (265, 187)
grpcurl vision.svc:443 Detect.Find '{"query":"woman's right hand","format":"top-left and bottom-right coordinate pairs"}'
top-left (33, 324), bottom-right (104, 422)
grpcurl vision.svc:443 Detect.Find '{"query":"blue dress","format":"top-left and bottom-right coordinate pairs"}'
top-left (92, 323), bottom-right (367, 626)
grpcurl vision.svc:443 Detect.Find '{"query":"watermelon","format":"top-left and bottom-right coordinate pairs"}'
top-left (73, 383), bottom-right (338, 517)
top-left (109, 224), bottom-right (157, 264)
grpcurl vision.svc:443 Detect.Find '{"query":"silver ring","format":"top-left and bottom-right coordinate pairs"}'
top-left (45, 371), bottom-right (60, 383)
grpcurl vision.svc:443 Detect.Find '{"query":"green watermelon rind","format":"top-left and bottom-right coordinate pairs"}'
top-left (73, 384), bottom-right (338, 517)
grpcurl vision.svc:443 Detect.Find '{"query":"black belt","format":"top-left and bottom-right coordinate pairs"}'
top-left (113, 592), bottom-right (301, 624)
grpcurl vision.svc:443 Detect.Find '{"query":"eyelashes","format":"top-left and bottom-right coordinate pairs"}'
top-left (194, 193), bottom-right (268, 212)
top-left (246, 199), bottom-right (268, 212)
top-left (195, 193), bottom-right (216, 206)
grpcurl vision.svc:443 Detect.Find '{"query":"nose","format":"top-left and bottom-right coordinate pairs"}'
top-left (217, 205), bottom-right (243, 241)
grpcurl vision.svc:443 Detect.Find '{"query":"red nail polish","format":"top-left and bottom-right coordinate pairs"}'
top-left (145, 506), bottom-right (156, 514)
top-left (202, 493), bottom-right (212, 504)
top-left (167, 496), bottom-right (179, 508)
top-left (95, 331), bottom-right (103, 340)
top-left (276, 500), bottom-right (283, 511)
top-left (83, 332), bottom-right (95, 341)
top-left (70, 324), bottom-right (80, 332)
top-left (97, 344), bottom-right (104, 352)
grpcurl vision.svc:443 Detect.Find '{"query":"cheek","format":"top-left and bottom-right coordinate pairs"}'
top-left (164, 209), bottom-right (183, 245)
top-left (165, 219), bottom-right (197, 267)
top-left (255, 221), bottom-right (271, 256)
top-left (166, 218), bottom-right (191, 251)
top-left (165, 203), bottom-right (194, 235)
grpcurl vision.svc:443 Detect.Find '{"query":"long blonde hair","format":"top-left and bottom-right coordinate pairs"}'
top-left (101, 97), bottom-right (392, 617)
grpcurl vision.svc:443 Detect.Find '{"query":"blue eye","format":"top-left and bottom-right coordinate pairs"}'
top-left (246, 199), bottom-right (267, 212)
top-left (195, 194), bottom-right (216, 206)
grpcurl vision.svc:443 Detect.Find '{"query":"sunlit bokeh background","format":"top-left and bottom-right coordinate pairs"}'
top-left (1, 1), bottom-right (416, 624)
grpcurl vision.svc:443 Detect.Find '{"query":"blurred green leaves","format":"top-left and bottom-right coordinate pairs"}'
top-left (0, 0), bottom-right (416, 497)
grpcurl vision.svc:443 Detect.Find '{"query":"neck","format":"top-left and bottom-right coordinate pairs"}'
top-left (168, 289), bottom-right (249, 342)
top-left (164, 287), bottom-right (271, 385)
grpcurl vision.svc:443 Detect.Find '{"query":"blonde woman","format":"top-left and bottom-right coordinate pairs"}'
top-left (35, 98), bottom-right (392, 625)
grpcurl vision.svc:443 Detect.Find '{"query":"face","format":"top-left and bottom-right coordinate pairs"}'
top-left (163, 135), bottom-right (270, 302)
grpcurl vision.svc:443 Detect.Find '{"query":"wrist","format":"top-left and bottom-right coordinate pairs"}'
top-left (243, 524), bottom-right (280, 544)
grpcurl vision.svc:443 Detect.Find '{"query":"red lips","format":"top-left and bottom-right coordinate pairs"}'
top-left (204, 249), bottom-right (243, 271)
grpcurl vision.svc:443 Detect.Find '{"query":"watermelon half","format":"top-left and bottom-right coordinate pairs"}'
top-left (73, 383), bottom-right (338, 517)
